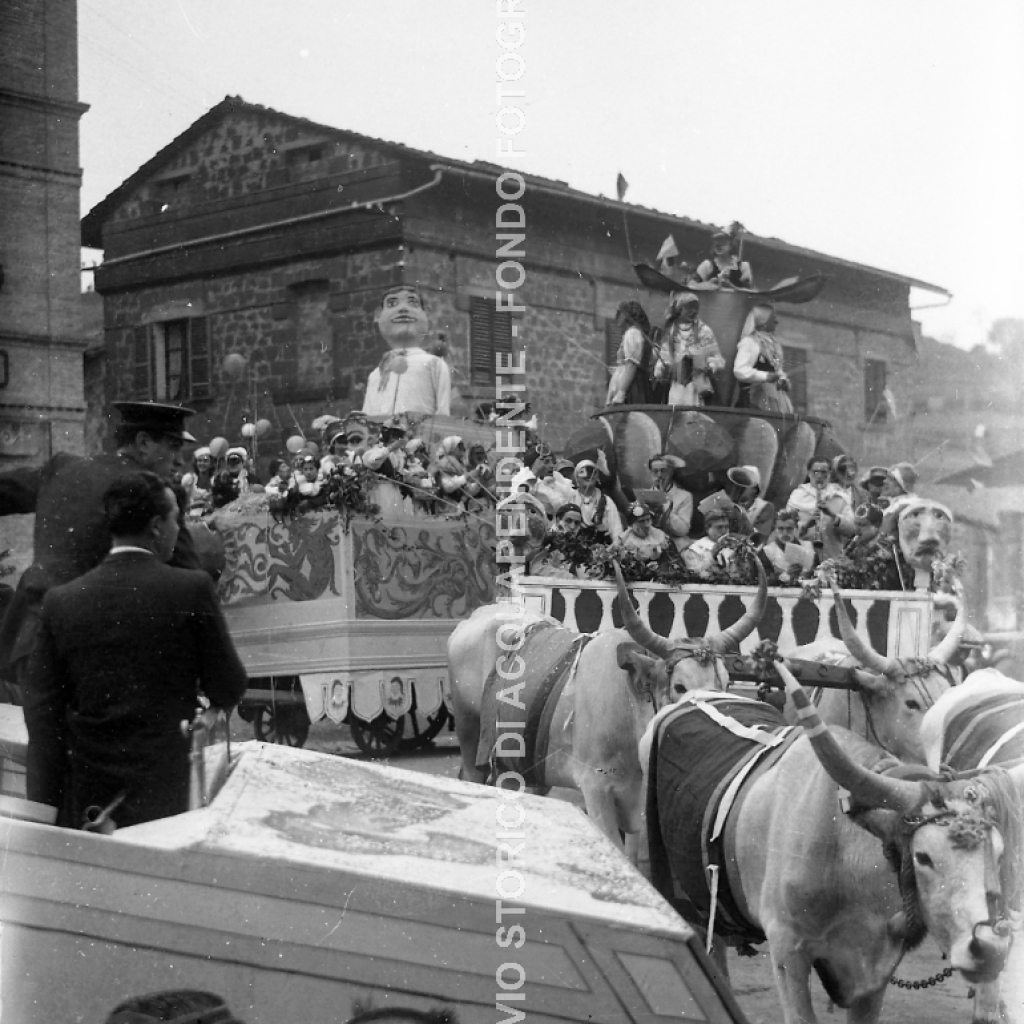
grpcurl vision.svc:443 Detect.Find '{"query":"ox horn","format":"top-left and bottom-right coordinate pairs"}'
top-left (613, 561), bottom-right (675, 659)
top-left (831, 578), bottom-right (897, 676)
top-left (927, 588), bottom-right (966, 666)
top-left (776, 660), bottom-right (923, 812)
top-left (708, 553), bottom-right (768, 654)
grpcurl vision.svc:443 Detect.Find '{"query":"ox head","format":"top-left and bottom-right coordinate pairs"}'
top-left (779, 661), bottom-right (1024, 985)
top-left (898, 499), bottom-right (953, 589)
top-left (613, 555), bottom-right (767, 707)
top-left (829, 577), bottom-right (962, 762)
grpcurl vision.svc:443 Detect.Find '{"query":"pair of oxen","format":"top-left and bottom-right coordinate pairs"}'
top-left (449, 561), bottom-right (1024, 1024)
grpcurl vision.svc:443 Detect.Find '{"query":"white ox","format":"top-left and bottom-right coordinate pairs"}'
top-left (714, 662), bottom-right (1023, 1024)
top-left (783, 578), bottom-right (964, 763)
top-left (447, 560), bottom-right (767, 847)
top-left (920, 670), bottom-right (1024, 1024)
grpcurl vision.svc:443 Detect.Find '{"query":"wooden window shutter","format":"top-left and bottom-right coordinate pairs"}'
top-left (605, 318), bottom-right (623, 383)
top-left (469, 297), bottom-right (491, 386)
top-left (132, 325), bottom-right (153, 399)
top-left (782, 346), bottom-right (808, 414)
top-left (492, 303), bottom-right (513, 367)
top-left (864, 358), bottom-right (887, 421)
top-left (188, 317), bottom-right (211, 399)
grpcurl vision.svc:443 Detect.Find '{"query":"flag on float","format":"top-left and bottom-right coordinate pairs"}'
top-left (970, 424), bottom-right (993, 467)
top-left (616, 173), bottom-right (629, 201)
top-left (657, 234), bottom-right (679, 272)
top-left (882, 387), bottom-right (898, 419)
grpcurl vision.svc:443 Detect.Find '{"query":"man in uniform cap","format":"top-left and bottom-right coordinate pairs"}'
top-left (0, 401), bottom-right (202, 702)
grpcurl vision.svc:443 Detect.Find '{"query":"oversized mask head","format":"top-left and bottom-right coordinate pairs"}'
top-left (374, 286), bottom-right (430, 350)
top-left (898, 499), bottom-right (953, 575)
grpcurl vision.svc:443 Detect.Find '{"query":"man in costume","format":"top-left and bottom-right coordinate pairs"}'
top-left (0, 401), bottom-right (202, 703)
top-left (691, 228), bottom-right (753, 289)
top-left (23, 471), bottom-right (247, 828)
top-left (648, 453), bottom-right (694, 554)
top-left (362, 286), bottom-right (451, 418)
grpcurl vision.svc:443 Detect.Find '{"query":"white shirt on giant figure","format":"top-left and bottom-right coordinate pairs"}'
top-left (363, 348), bottom-right (451, 417)
top-left (361, 286), bottom-right (452, 418)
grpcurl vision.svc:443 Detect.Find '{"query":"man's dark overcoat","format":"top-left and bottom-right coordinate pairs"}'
top-left (23, 550), bottom-right (248, 828)
top-left (0, 451), bottom-right (200, 685)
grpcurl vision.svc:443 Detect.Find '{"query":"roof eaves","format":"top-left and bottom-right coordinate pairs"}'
top-left (81, 97), bottom-right (949, 296)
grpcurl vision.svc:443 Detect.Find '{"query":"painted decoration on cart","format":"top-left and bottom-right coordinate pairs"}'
top-left (300, 674), bottom-right (351, 725)
top-left (415, 674), bottom-right (445, 718)
top-left (352, 520), bottom-right (496, 619)
top-left (383, 675), bottom-right (415, 720)
top-left (215, 509), bottom-right (343, 605)
top-left (349, 670), bottom-right (386, 723)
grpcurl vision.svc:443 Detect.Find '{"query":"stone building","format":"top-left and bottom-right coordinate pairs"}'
top-left (83, 96), bottom-right (945, 457)
top-left (0, 0), bottom-right (89, 469)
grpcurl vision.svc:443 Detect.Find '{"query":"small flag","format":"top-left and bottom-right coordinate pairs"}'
top-left (970, 424), bottom-right (993, 467)
top-left (882, 387), bottom-right (898, 420)
top-left (616, 173), bottom-right (629, 201)
top-left (657, 234), bottom-right (679, 263)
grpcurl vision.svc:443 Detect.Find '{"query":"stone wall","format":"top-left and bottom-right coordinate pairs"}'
top-left (0, 0), bottom-right (87, 466)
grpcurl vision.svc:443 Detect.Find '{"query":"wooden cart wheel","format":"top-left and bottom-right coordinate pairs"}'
top-left (402, 705), bottom-right (450, 750)
top-left (253, 704), bottom-right (310, 748)
top-left (350, 713), bottom-right (405, 758)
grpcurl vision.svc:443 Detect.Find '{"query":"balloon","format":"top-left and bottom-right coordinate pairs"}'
top-left (305, 441), bottom-right (320, 456)
top-left (240, 422), bottom-right (256, 438)
top-left (208, 437), bottom-right (229, 459)
top-left (255, 418), bottom-right (272, 438)
top-left (223, 353), bottom-right (248, 380)
top-left (286, 435), bottom-right (306, 454)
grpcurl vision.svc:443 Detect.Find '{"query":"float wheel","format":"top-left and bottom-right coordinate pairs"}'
top-left (350, 713), bottom-right (405, 758)
top-left (253, 704), bottom-right (310, 747)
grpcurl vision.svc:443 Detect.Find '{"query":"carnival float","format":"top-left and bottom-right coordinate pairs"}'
top-left (0, 260), bottom-right (974, 1024)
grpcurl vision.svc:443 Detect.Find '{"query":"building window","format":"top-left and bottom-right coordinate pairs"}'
top-left (782, 345), bottom-right (808, 414)
top-left (133, 318), bottom-right (211, 402)
top-left (469, 296), bottom-right (513, 388)
top-left (605, 318), bottom-right (623, 384)
top-left (864, 358), bottom-right (888, 423)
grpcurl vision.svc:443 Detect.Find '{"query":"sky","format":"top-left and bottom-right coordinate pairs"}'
top-left (78, 0), bottom-right (1024, 350)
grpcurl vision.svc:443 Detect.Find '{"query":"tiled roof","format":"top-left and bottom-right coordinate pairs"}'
top-left (81, 95), bottom-right (949, 294)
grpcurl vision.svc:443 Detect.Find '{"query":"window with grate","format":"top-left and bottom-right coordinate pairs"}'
top-left (469, 296), bottom-right (513, 387)
top-left (605, 318), bottom-right (623, 384)
top-left (864, 358), bottom-right (888, 423)
top-left (132, 318), bottom-right (211, 402)
top-left (782, 345), bottom-right (808, 414)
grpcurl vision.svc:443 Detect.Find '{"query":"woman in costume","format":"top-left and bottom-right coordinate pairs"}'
top-left (733, 303), bottom-right (793, 414)
top-left (658, 291), bottom-right (725, 406)
top-left (605, 300), bottom-right (659, 406)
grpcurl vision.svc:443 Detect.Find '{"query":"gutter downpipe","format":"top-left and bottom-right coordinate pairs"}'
top-left (99, 168), bottom-right (445, 268)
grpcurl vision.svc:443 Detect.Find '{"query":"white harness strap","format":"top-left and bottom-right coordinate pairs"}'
top-left (978, 720), bottom-right (1024, 767)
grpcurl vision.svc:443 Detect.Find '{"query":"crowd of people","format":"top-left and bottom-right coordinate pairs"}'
top-left (178, 398), bottom-right (932, 593)
top-left (513, 449), bottom-right (928, 592)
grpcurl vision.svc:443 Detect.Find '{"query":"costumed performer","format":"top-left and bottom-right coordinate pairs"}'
top-left (605, 300), bottom-right (660, 405)
top-left (733, 303), bottom-right (793, 414)
top-left (691, 227), bottom-right (753, 289)
top-left (657, 291), bottom-right (725, 406)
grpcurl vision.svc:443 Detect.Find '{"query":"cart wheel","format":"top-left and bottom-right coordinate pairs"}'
top-left (253, 704), bottom-right (310, 747)
top-left (402, 705), bottom-right (450, 749)
top-left (350, 713), bottom-right (405, 758)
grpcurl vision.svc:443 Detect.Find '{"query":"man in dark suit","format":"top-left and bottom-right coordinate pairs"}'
top-left (0, 402), bottom-right (202, 703)
top-left (23, 471), bottom-right (248, 829)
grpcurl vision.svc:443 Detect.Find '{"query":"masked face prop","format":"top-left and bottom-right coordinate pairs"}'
top-left (898, 500), bottom-right (953, 588)
top-left (362, 285), bottom-right (451, 418)
top-left (374, 287), bottom-right (430, 350)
